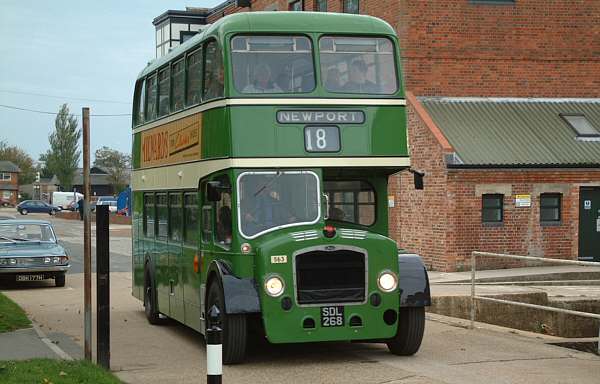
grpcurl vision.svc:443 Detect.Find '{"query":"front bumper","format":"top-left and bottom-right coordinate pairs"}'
top-left (0, 265), bottom-right (70, 274)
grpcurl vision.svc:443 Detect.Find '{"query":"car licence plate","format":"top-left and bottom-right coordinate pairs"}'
top-left (16, 274), bottom-right (44, 282)
top-left (321, 306), bottom-right (344, 327)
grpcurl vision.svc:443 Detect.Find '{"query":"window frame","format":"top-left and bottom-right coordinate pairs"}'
top-left (203, 39), bottom-right (225, 101)
top-left (186, 47), bottom-right (203, 107)
top-left (214, 175), bottom-right (233, 250)
top-left (0, 173), bottom-right (11, 181)
top-left (560, 114), bottom-right (600, 138)
top-left (171, 58), bottom-right (186, 113)
top-left (324, 179), bottom-right (377, 227)
top-left (540, 193), bottom-right (562, 225)
top-left (143, 193), bottom-right (155, 238)
top-left (314, 0), bottom-right (327, 11)
top-left (230, 34), bottom-right (317, 95)
top-left (318, 35), bottom-right (399, 95)
top-left (482, 194), bottom-right (504, 224)
top-left (155, 193), bottom-right (168, 240)
top-left (157, 66), bottom-right (171, 118)
top-left (183, 192), bottom-right (199, 246)
top-left (144, 73), bottom-right (158, 122)
top-left (168, 192), bottom-right (183, 242)
top-left (133, 79), bottom-right (146, 126)
top-left (342, 0), bottom-right (359, 14)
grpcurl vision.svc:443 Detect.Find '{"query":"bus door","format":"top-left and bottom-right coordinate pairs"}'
top-left (154, 193), bottom-right (170, 316)
top-left (167, 192), bottom-right (185, 322)
top-left (183, 191), bottom-right (202, 331)
top-left (198, 179), bottom-right (214, 332)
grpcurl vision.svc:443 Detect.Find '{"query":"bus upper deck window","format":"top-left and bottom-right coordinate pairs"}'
top-left (145, 74), bottom-right (158, 121)
top-left (158, 68), bottom-right (170, 117)
top-left (319, 36), bottom-right (397, 95)
top-left (171, 60), bottom-right (185, 112)
top-left (231, 35), bottom-right (315, 94)
top-left (204, 41), bottom-right (224, 100)
top-left (186, 49), bottom-right (203, 106)
top-left (134, 79), bottom-right (145, 126)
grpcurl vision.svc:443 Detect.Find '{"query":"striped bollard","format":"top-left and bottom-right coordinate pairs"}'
top-left (207, 305), bottom-right (222, 384)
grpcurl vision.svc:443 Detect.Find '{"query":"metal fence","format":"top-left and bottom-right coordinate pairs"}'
top-left (470, 251), bottom-right (600, 354)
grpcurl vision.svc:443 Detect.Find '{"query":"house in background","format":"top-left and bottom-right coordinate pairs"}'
top-left (72, 166), bottom-right (115, 197)
top-left (20, 175), bottom-right (60, 203)
top-left (0, 160), bottom-right (20, 206)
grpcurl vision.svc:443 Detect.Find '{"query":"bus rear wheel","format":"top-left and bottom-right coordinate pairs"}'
top-left (386, 307), bottom-right (425, 356)
top-left (207, 280), bottom-right (247, 364)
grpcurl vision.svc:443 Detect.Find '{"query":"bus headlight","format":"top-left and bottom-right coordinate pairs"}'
top-left (378, 271), bottom-right (398, 293)
top-left (264, 275), bottom-right (285, 297)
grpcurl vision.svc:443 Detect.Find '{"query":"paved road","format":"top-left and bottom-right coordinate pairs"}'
top-left (2, 210), bottom-right (600, 383)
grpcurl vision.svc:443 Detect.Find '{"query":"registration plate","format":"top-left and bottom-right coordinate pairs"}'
top-left (16, 275), bottom-right (44, 282)
top-left (321, 306), bottom-right (344, 327)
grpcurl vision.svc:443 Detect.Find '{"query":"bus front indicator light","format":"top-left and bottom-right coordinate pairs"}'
top-left (193, 254), bottom-right (199, 273)
top-left (378, 271), bottom-right (398, 293)
top-left (241, 243), bottom-right (252, 254)
top-left (264, 275), bottom-right (284, 297)
top-left (323, 225), bottom-right (336, 238)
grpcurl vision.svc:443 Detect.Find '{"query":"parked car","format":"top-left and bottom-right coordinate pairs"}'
top-left (0, 198), bottom-right (14, 208)
top-left (95, 196), bottom-right (117, 213)
top-left (16, 200), bottom-right (59, 216)
top-left (0, 220), bottom-right (69, 286)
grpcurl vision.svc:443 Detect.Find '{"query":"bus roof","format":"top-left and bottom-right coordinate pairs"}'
top-left (137, 11), bottom-right (396, 80)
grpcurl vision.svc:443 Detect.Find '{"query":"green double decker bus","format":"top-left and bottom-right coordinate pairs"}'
top-left (131, 11), bottom-right (430, 364)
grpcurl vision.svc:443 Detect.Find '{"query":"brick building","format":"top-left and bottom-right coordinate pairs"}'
top-left (0, 160), bottom-right (20, 207)
top-left (154, 1), bottom-right (600, 270)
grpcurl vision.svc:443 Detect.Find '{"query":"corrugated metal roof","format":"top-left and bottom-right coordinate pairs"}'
top-left (418, 97), bottom-right (600, 167)
top-left (0, 161), bottom-right (20, 173)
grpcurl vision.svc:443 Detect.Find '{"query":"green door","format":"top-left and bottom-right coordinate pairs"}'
top-left (579, 187), bottom-right (600, 262)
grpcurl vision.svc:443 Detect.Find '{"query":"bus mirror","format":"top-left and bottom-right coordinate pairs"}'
top-left (413, 172), bottom-right (424, 190)
top-left (206, 181), bottom-right (222, 202)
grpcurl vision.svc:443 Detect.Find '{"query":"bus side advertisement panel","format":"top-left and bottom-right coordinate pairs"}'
top-left (140, 113), bottom-right (202, 168)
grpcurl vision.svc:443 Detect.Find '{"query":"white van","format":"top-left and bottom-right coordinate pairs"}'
top-left (52, 192), bottom-right (83, 211)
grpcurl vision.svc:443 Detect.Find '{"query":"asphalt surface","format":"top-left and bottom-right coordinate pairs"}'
top-left (2, 210), bottom-right (600, 383)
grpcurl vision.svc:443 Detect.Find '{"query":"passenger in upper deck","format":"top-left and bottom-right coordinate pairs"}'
top-left (243, 64), bottom-right (282, 93)
top-left (343, 59), bottom-right (379, 94)
top-left (325, 68), bottom-right (342, 92)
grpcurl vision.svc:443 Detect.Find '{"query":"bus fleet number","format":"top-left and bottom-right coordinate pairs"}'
top-left (304, 126), bottom-right (340, 152)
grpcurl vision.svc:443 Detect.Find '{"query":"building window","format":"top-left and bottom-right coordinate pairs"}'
top-left (315, 0), bottom-right (327, 11)
top-left (0, 173), bottom-right (11, 181)
top-left (540, 193), bottom-right (561, 224)
top-left (560, 114), bottom-right (600, 138)
top-left (482, 194), bottom-right (503, 224)
top-left (343, 0), bottom-right (359, 14)
top-left (289, 0), bottom-right (303, 11)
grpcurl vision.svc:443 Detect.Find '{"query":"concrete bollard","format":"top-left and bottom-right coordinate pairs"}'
top-left (207, 305), bottom-right (222, 384)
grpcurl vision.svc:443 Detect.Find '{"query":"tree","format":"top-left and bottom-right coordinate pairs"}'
top-left (43, 104), bottom-right (81, 190)
top-left (93, 146), bottom-right (131, 194)
top-left (0, 141), bottom-right (36, 185)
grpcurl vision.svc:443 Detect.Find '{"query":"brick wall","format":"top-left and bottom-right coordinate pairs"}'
top-left (390, 98), bottom-right (450, 271)
top-left (398, 0), bottom-right (600, 97)
top-left (445, 169), bottom-right (600, 271)
top-left (215, 0), bottom-right (600, 98)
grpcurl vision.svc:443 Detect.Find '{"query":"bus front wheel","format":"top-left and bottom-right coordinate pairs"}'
top-left (144, 269), bottom-right (163, 325)
top-left (386, 307), bottom-right (425, 356)
top-left (207, 279), bottom-right (247, 364)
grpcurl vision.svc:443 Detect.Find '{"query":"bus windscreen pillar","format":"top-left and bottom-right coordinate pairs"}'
top-left (96, 204), bottom-right (110, 369)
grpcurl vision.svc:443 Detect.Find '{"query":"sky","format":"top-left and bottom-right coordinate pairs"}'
top-left (0, 0), bottom-right (222, 164)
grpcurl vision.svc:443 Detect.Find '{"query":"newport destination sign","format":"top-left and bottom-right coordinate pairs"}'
top-left (276, 110), bottom-right (365, 124)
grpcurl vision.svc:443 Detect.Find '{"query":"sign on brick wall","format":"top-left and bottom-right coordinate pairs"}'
top-left (515, 194), bottom-right (531, 207)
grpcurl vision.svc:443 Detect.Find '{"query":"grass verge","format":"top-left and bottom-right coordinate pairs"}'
top-left (0, 359), bottom-right (122, 383)
top-left (0, 292), bottom-right (31, 333)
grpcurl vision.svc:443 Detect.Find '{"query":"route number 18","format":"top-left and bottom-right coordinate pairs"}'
top-left (304, 126), bottom-right (340, 152)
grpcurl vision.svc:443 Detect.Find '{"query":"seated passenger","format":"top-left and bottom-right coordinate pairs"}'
top-left (243, 64), bottom-right (282, 93)
top-left (324, 68), bottom-right (342, 92)
top-left (343, 59), bottom-right (378, 93)
top-left (329, 207), bottom-right (345, 221)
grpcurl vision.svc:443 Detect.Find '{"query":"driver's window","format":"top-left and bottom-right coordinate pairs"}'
top-left (214, 176), bottom-right (232, 248)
